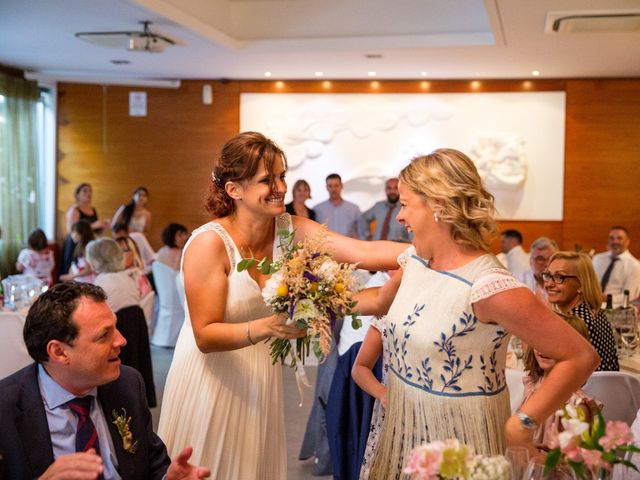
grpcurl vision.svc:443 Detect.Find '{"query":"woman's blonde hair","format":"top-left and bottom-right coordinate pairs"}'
top-left (523, 312), bottom-right (589, 380)
top-left (399, 148), bottom-right (497, 251)
top-left (548, 251), bottom-right (603, 313)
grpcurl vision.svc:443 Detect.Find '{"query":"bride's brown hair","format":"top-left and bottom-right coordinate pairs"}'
top-left (205, 132), bottom-right (287, 218)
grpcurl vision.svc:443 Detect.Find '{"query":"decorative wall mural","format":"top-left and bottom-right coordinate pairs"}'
top-left (241, 92), bottom-right (565, 220)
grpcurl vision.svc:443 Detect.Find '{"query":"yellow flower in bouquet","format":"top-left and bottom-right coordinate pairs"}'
top-left (238, 226), bottom-right (361, 366)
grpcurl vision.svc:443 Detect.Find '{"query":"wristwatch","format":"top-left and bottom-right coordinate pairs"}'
top-left (516, 409), bottom-right (538, 430)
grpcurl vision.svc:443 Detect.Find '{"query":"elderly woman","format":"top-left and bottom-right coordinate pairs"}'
top-left (544, 251), bottom-right (619, 371)
top-left (86, 237), bottom-right (141, 313)
top-left (353, 148), bottom-right (598, 475)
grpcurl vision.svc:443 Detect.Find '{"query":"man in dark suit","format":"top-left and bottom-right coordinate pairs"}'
top-left (0, 282), bottom-right (210, 480)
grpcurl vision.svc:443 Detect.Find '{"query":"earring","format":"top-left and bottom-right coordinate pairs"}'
top-left (434, 211), bottom-right (439, 223)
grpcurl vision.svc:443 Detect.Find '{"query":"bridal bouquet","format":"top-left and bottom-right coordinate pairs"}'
top-left (545, 402), bottom-right (640, 479)
top-left (238, 226), bottom-right (361, 366)
top-left (404, 439), bottom-right (510, 480)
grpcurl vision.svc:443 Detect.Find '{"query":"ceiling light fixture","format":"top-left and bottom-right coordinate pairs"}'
top-left (264, 72), bottom-right (272, 78)
top-left (532, 70), bottom-right (541, 76)
top-left (75, 21), bottom-right (176, 53)
top-left (421, 72), bottom-right (429, 77)
top-left (368, 71), bottom-right (377, 77)
top-left (315, 72), bottom-right (323, 77)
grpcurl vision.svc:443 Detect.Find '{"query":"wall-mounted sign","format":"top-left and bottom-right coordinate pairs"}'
top-left (129, 91), bottom-right (147, 117)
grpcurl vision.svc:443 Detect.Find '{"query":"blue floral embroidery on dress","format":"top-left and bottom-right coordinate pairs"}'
top-left (432, 312), bottom-right (476, 392)
top-left (478, 328), bottom-right (509, 392)
top-left (389, 303), bottom-right (424, 381)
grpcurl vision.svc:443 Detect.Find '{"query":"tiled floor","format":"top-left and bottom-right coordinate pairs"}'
top-left (149, 345), bottom-right (330, 480)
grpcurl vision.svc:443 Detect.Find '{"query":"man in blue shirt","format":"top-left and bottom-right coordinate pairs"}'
top-left (358, 177), bottom-right (412, 243)
top-left (0, 282), bottom-right (209, 480)
top-left (314, 173), bottom-right (361, 238)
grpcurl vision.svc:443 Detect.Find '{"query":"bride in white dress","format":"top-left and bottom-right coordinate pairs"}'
top-left (157, 132), bottom-right (405, 479)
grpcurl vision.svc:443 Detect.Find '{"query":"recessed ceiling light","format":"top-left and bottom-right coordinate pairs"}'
top-left (110, 59), bottom-right (130, 65)
top-left (264, 71), bottom-right (272, 78)
top-left (322, 81), bottom-right (332, 89)
top-left (532, 70), bottom-right (541, 76)
top-left (315, 72), bottom-right (323, 77)
top-left (275, 81), bottom-right (284, 88)
top-left (470, 80), bottom-right (481, 89)
top-left (368, 71), bottom-right (377, 77)
top-left (421, 71), bottom-right (429, 77)
top-left (370, 81), bottom-right (380, 89)
top-left (420, 81), bottom-right (430, 90)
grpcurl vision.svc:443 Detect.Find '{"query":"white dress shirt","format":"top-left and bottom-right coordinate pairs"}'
top-left (506, 245), bottom-right (530, 281)
top-left (592, 249), bottom-right (640, 306)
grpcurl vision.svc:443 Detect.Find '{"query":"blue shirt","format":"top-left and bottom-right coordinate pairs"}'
top-left (38, 364), bottom-right (122, 480)
top-left (357, 200), bottom-right (412, 242)
top-left (314, 199), bottom-right (361, 238)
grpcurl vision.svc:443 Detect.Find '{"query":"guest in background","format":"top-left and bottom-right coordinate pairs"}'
top-left (60, 183), bottom-right (110, 276)
top-left (285, 179), bottom-right (316, 220)
top-left (358, 177), bottom-right (411, 243)
top-left (113, 221), bottom-right (156, 274)
top-left (500, 229), bottom-right (530, 280)
top-left (156, 223), bottom-right (189, 271)
top-left (115, 236), bottom-right (153, 297)
top-left (0, 282), bottom-right (210, 480)
top-left (111, 186), bottom-right (152, 233)
top-left (314, 173), bottom-right (361, 238)
top-left (520, 312), bottom-right (602, 451)
top-left (544, 251), bottom-right (619, 371)
top-left (521, 236), bottom-right (559, 301)
top-left (86, 238), bottom-right (141, 314)
top-left (60, 220), bottom-right (95, 283)
top-left (592, 226), bottom-right (640, 306)
top-left (16, 228), bottom-right (55, 286)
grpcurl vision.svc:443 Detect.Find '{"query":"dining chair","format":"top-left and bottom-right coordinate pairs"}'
top-left (583, 371), bottom-right (640, 425)
top-left (150, 261), bottom-right (184, 347)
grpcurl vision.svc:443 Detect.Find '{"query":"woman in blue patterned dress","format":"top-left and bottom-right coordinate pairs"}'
top-left (353, 148), bottom-right (599, 479)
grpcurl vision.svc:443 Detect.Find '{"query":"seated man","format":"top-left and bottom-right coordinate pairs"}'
top-left (0, 282), bottom-right (209, 480)
top-left (521, 236), bottom-right (558, 301)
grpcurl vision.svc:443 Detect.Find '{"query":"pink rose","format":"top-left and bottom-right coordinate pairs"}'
top-left (404, 444), bottom-right (444, 480)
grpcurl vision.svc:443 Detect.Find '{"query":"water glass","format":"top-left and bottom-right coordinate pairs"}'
top-left (506, 446), bottom-right (530, 480)
top-left (523, 457), bottom-right (576, 479)
top-left (613, 308), bottom-right (639, 357)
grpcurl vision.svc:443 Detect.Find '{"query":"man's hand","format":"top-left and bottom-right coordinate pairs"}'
top-left (166, 446), bottom-right (211, 480)
top-left (39, 450), bottom-right (103, 479)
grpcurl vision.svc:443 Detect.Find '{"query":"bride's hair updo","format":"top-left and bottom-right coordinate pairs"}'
top-left (399, 148), bottom-right (497, 251)
top-left (205, 132), bottom-right (287, 218)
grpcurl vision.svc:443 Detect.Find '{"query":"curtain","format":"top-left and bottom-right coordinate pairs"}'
top-left (0, 74), bottom-right (40, 277)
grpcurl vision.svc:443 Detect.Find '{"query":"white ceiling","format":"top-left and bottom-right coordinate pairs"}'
top-left (0, 0), bottom-right (639, 83)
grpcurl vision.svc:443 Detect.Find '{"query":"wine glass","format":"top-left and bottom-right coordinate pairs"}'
top-left (523, 457), bottom-right (576, 479)
top-left (505, 446), bottom-right (529, 480)
top-left (617, 308), bottom-right (638, 357)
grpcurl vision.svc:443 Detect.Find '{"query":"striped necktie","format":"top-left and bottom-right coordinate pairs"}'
top-left (67, 396), bottom-right (101, 455)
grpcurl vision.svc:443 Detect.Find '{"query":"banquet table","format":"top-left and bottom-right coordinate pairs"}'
top-left (0, 309), bottom-right (33, 380)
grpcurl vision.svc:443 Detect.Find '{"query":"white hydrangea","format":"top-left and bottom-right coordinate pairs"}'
top-left (469, 455), bottom-right (510, 480)
top-left (316, 259), bottom-right (340, 282)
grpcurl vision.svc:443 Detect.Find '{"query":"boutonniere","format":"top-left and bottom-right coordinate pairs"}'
top-left (112, 408), bottom-right (138, 454)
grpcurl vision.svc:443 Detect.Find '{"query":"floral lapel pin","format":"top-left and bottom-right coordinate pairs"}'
top-left (112, 408), bottom-right (138, 454)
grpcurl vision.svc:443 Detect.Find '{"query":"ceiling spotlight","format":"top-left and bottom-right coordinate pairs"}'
top-left (532, 70), bottom-right (541, 76)
top-left (470, 80), bottom-right (481, 90)
top-left (368, 71), bottom-right (377, 77)
top-left (275, 81), bottom-right (284, 88)
top-left (264, 71), bottom-right (272, 78)
top-left (315, 72), bottom-right (323, 77)
top-left (322, 81), bottom-right (332, 89)
top-left (421, 71), bottom-right (429, 77)
top-left (370, 81), bottom-right (380, 89)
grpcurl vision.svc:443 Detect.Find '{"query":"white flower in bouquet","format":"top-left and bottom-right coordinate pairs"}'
top-left (292, 299), bottom-right (320, 327)
top-left (468, 455), bottom-right (509, 480)
top-left (262, 271), bottom-right (284, 305)
top-left (316, 259), bottom-right (340, 282)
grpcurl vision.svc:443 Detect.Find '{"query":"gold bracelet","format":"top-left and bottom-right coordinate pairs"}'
top-left (246, 321), bottom-right (257, 345)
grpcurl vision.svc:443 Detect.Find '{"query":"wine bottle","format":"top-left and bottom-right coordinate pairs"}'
top-left (622, 289), bottom-right (630, 309)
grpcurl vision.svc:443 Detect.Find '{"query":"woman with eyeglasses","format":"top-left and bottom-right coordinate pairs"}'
top-left (543, 251), bottom-right (619, 371)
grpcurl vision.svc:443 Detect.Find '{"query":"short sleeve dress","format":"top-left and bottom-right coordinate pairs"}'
top-left (368, 247), bottom-right (523, 479)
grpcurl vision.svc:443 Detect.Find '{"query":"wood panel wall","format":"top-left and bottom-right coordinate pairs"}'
top-left (56, 79), bottom-right (640, 255)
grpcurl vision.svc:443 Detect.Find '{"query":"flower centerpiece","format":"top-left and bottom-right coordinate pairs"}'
top-left (545, 402), bottom-right (640, 479)
top-left (404, 439), bottom-right (510, 480)
top-left (238, 226), bottom-right (361, 366)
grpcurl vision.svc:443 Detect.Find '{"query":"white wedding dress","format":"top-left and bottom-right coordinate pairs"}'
top-left (157, 216), bottom-right (290, 479)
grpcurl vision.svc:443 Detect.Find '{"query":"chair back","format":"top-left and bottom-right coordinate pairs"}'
top-left (0, 312), bottom-right (32, 380)
top-left (115, 305), bottom-right (156, 408)
top-left (583, 371), bottom-right (640, 425)
top-left (150, 261), bottom-right (184, 347)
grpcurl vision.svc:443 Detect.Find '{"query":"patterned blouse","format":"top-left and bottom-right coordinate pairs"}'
top-left (570, 302), bottom-right (619, 371)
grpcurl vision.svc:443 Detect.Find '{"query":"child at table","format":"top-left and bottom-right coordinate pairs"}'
top-left (16, 228), bottom-right (55, 286)
top-left (521, 312), bottom-right (602, 450)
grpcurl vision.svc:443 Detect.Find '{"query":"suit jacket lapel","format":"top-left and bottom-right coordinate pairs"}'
top-left (99, 386), bottom-right (137, 478)
top-left (16, 364), bottom-right (55, 478)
